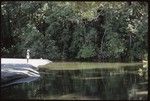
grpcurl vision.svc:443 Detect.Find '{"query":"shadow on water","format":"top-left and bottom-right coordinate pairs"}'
top-left (1, 64), bottom-right (148, 100)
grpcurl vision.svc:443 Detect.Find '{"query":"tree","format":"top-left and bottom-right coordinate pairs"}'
top-left (1, 1), bottom-right (148, 62)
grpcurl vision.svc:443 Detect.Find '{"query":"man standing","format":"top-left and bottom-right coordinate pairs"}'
top-left (26, 49), bottom-right (30, 63)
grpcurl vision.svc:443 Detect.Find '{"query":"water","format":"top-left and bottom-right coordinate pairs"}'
top-left (1, 63), bottom-right (148, 100)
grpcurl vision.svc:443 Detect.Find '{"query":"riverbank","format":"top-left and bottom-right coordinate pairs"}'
top-left (39, 62), bottom-right (142, 70)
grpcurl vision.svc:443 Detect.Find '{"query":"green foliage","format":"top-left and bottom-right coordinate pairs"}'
top-left (78, 44), bottom-right (96, 58)
top-left (1, 1), bottom-right (148, 62)
top-left (105, 32), bottom-right (125, 54)
top-left (77, 27), bottom-right (97, 59)
top-left (20, 23), bottom-right (60, 59)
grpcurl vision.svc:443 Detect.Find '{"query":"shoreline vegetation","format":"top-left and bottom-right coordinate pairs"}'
top-left (39, 62), bottom-right (142, 70)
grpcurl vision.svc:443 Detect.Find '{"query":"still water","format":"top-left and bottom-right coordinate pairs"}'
top-left (1, 63), bottom-right (148, 100)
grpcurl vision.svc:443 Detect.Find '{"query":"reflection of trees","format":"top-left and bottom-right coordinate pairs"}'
top-left (34, 70), bottom-right (62, 97)
top-left (103, 73), bottom-right (129, 100)
top-left (137, 67), bottom-right (148, 80)
top-left (1, 84), bottom-right (28, 99)
top-left (51, 70), bottom-right (74, 94)
top-left (1, 79), bottom-right (42, 99)
top-left (127, 66), bottom-right (148, 100)
top-left (71, 68), bottom-right (140, 100)
top-left (128, 82), bottom-right (148, 100)
top-left (72, 68), bottom-right (128, 99)
top-left (1, 66), bottom-right (148, 100)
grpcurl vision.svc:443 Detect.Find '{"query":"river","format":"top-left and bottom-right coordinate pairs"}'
top-left (1, 62), bottom-right (148, 100)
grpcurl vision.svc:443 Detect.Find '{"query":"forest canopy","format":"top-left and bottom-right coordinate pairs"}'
top-left (1, 1), bottom-right (148, 62)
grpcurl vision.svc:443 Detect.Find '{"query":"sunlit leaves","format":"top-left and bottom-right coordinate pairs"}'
top-left (1, 1), bottom-right (148, 61)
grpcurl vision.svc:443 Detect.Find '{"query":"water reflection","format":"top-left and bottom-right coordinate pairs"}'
top-left (1, 65), bottom-right (148, 100)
